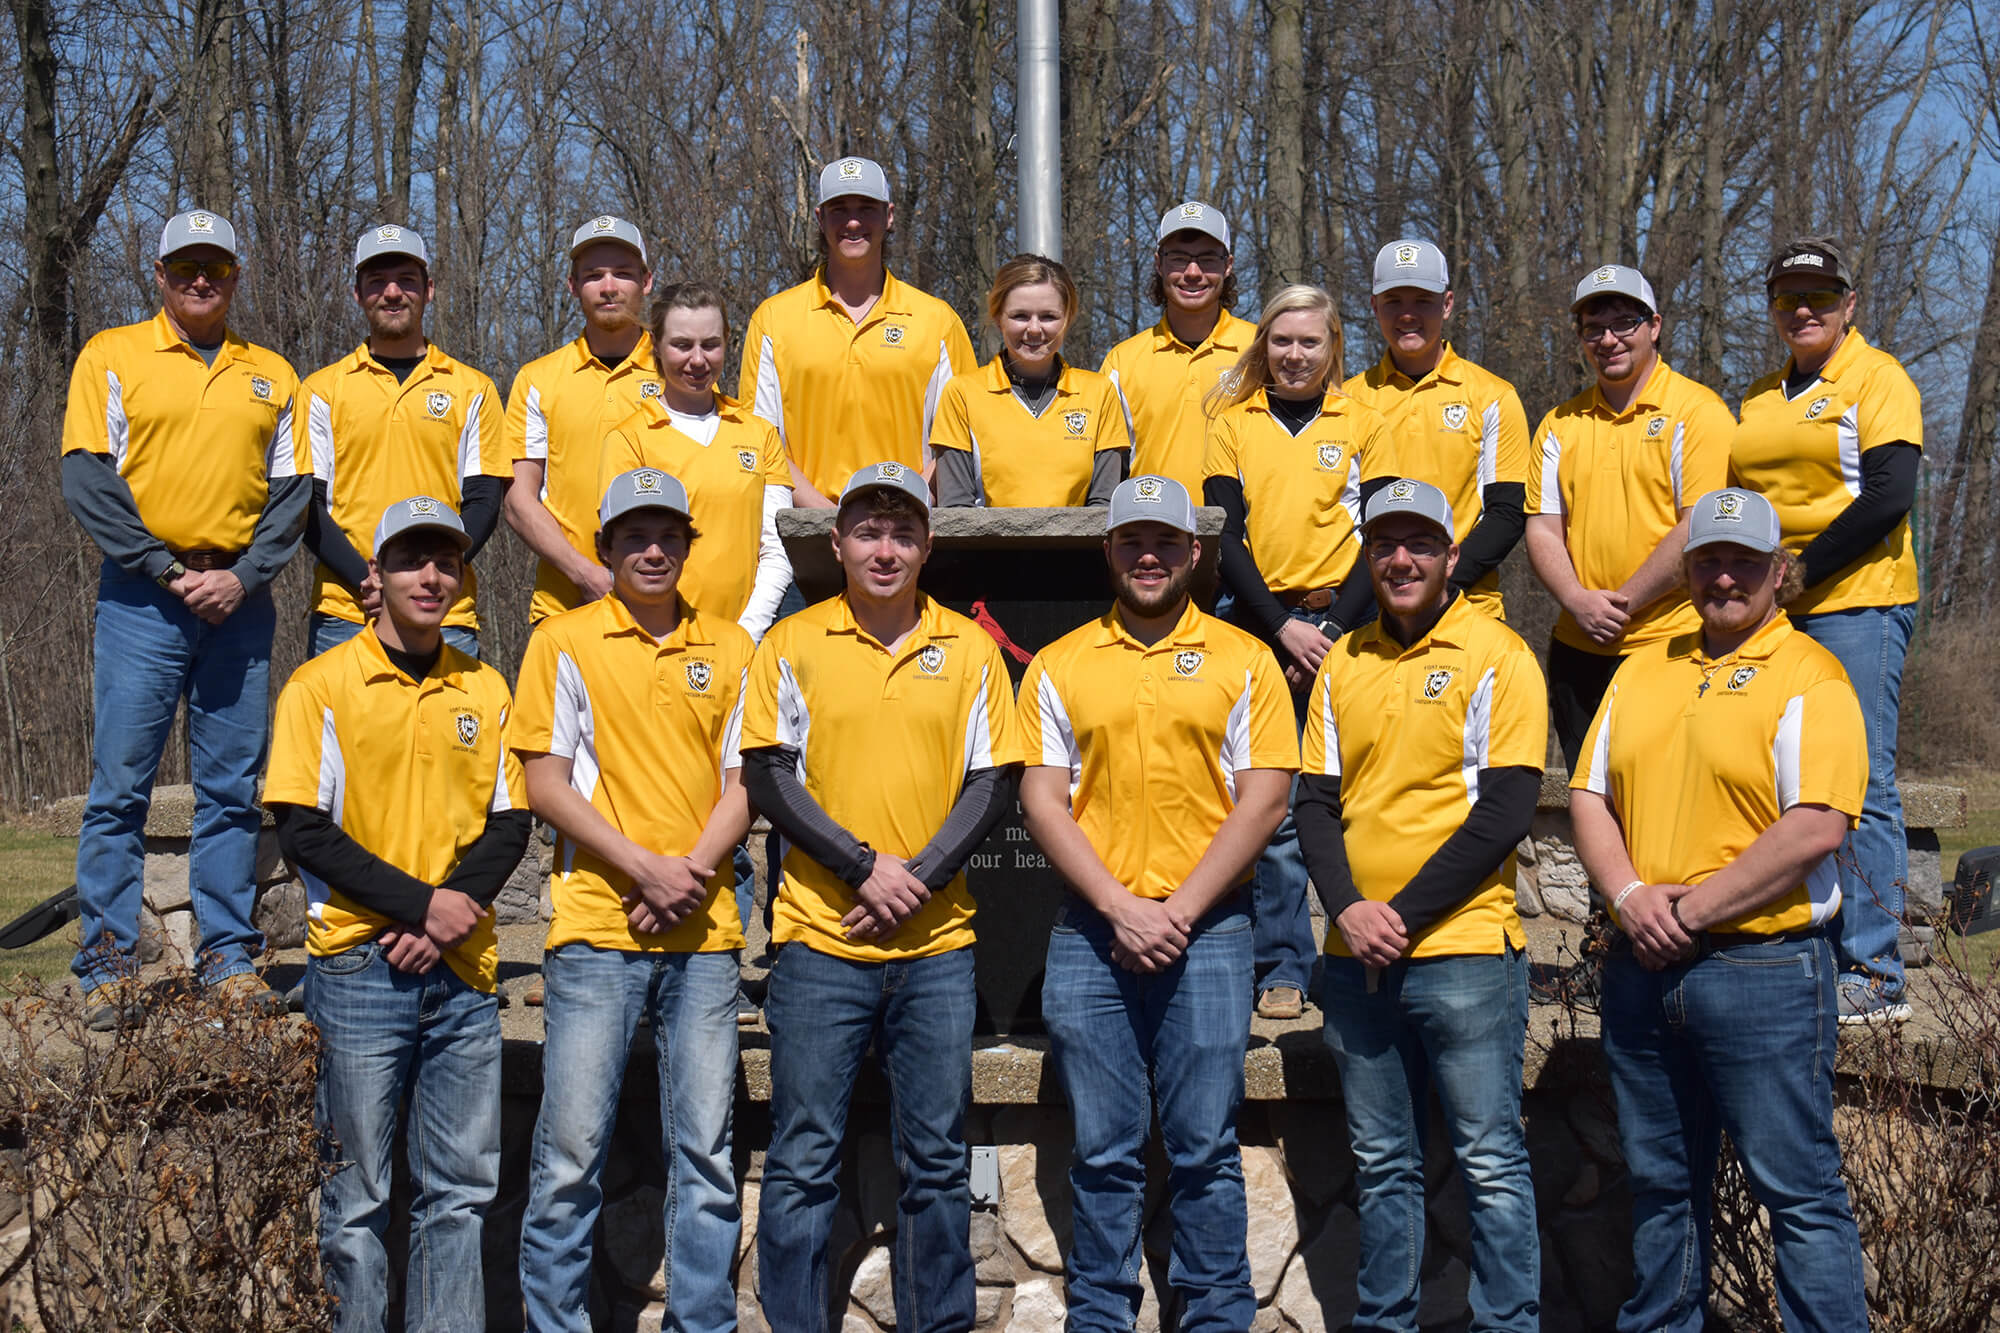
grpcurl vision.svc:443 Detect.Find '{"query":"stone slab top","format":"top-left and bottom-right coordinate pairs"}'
top-left (31, 784), bottom-right (277, 839)
top-left (1537, 769), bottom-right (1966, 829)
top-left (775, 504), bottom-right (1228, 544)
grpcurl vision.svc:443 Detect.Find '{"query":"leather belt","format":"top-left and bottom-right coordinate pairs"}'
top-left (1276, 587), bottom-right (1334, 611)
top-left (172, 547), bottom-right (241, 571)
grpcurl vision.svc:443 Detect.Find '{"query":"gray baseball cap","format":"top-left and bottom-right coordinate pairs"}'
top-left (1361, 477), bottom-right (1455, 538)
top-left (1372, 238), bottom-right (1449, 294)
top-left (1684, 488), bottom-right (1782, 555)
top-left (1571, 263), bottom-right (1657, 314)
top-left (374, 495), bottom-right (471, 554)
top-left (1107, 475), bottom-right (1198, 534)
top-left (599, 468), bottom-right (694, 527)
top-left (1157, 200), bottom-right (1231, 250)
top-left (159, 209), bottom-right (239, 260)
top-left (818, 157), bottom-right (892, 206)
top-left (569, 214), bottom-right (648, 264)
top-left (354, 223), bottom-right (429, 271)
top-left (837, 461), bottom-right (931, 516)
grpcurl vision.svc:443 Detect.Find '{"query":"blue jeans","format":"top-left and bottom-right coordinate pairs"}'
top-left (307, 611), bottom-right (480, 660)
top-left (1600, 934), bottom-right (1866, 1333)
top-left (1253, 696), bottom-right (1315, 998)
top-left (758, 944), bottom-right (976, 1332)
top-left (1794, 602), bottom-right (1913, 997)
top-left (1042, 894), bottom-right (1255, 1332)
top-left (520, 944), bottom-right (740, 1332)
top-left (73, 560), bottom-right (273, 991)
top-left (734, 843), bottom-right (755, 940)
top-left (1319, 948), bottom-right (1539, 1332)
top-left (307, 941), bottom-right (500, 1333)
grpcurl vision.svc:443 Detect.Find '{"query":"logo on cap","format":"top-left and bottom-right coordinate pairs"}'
top-left (590, 215), bottom-right (616, 233)
top-left (1316, 443), bottom-right (1345, 472)
top-left (1389, 479), bottom-right (1417, 502)
top-left (1646, 415), bottom-right (1668, 438)
top-left (376, 225), bottom-right (402, 242)
top-left (877, 462), bottom-right (906, 481)
top-left (918, 644), bottom-right (946, 676)
top-left (737, 449), bottom-right (757, 472)
top-left (455, 711), bottom-right (479, 746)
top-left (685, 660), bottom-right (712, 693)
top-left (249, 376), bottom-right (272, 401)
top-left (1179, 203), bottom-right (1204, 219)
top-left (1422, 668), bottom-right (1456, 700)
top-left (409, 497), bottom-right (441, 517)
top-left (1805, 396), bottom-right (1831, 420)
top-left (1785, 252), bottom-right (1824, 268)
top-left (1134, 477), bottom-right (1164, 502)
top-left (639, 381), bottom-right (663, 398)
top-left (1441, 403), bottom-right (1468, 431)
top-left (1173, 650), bottom-right (1204, 677)
top-left (426, 391), bottom-right (451, 419)
top-left (188, 213), bottom-right (215, 233)
top-left (1394, 244), bottom-right (1420, 268)
top-left (1713, 493), bottom-right (1743, 521)
top-left (633, 470), bottom-right (665, 494)
top-left (882, 325), bottom-right (906, 346)
top-left (839, 159), bottom-right (864, 178)
top-left (1592, 266), bottom-right (1618, 286)
top-left (1728, 666), bottom-right (1761, 690)
top-left (1063, 410), bottom-right (1088, 437)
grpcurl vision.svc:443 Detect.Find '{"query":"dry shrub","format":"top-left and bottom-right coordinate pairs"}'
top-left (0, 972), bottom-right (333, 1331)
top-left (1899, 617), bottom-right (2000, 772)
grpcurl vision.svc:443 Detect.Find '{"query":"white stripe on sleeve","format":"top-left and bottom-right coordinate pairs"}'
top-left (1536, 429), bottom-right (1564, 516)
top-left (720, 668), bottom-right (748, 774)
top-left (1772, 692), bottom-right (1804, 811)
top-left (1460, 666), bottom-right (1497, 807)
top-left (1311, 676), bottom-right (1342, 778)
top-left (775, 657), bottom-right (813, 783)
top-left (524, 386), bottom-right (549, 461)
top-left (488, 703), bottom-right (516, 814)
top-left (457, 390), bottom-right (487, 478)
top-left (1837, 404), bottom-right (1862, 498)
top-left (1034, 670), bottom-right (1083, 798)
top-left (922, 338), bottom-right (953, 464)
top-left (268, 398), bottom-right (298, 479)
top-left (1478, 400), bottom-right (1501, 490)
top-left (105, 369), bottom-right (130, 471)
top-left (753, 335), bottom-right (785, 442)
top-left (961, 662), bottom-right (998, 773)
top-left (1219, 667), bottom-right (1255, 802)
top-left (308, 393), bottom-right (336, 499)
top-left (550, 650), bottom-right (601, 801)
top-left (1581, 684), bottom-right (1616, 797)
top-left (1669, 422), bottom-right (1686, 508)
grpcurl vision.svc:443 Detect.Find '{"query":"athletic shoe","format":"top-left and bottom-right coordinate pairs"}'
top-left (1256, 984), bottom-right (1306, 1021)
top-left (211, 971), bottom-right (288, 1018)
top-left (1836, 974), bottom-right (1912, 1025)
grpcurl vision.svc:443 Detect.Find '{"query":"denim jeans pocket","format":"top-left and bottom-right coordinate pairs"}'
top-left (315, 942), bottom-right (378, 977)
top-left (1711, 943), bottom-right (1812, 969)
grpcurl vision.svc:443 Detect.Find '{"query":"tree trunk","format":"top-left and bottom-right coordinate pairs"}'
top-left (1264, 0), bottom-right (1305, 287)
top-left (391, 0), bottom-right (434, 213)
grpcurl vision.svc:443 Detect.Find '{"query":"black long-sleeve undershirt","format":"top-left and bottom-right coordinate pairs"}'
top-left (459, 474), bottom-right (507, 557)
top-left (271, 803), bottom-right (531, 922)
top-left (1795, 443), bottom-right (1919, 591)
top-left (743, 747), bottom-right (1019, 891)
top-left (1296, 766), bottom-right (1540, 939)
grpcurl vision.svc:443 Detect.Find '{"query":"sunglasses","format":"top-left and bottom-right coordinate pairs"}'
top-left (161, 259), bottom-right (239, 283)
top-left (1577, 314), bottom-right (1647, 342)
top-left (1366, 535), bottom-right (1449, 561)
top-left (1768, 288), bottom-right (1846, 313)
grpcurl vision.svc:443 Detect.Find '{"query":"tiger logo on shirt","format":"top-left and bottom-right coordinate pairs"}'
top-left (1420, 668), bottom-right (1456, 702)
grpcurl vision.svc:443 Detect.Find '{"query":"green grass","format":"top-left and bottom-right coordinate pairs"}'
top-left (1921, 767), bottom-right (2000, 976)
top-left (0, 823), bottom-right (76, 985)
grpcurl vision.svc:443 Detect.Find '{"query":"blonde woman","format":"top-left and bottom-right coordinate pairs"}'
top-left (1201, 283), bottom-right (1389, 1021)
top-left (932, 254), bottom-right (1129, 506)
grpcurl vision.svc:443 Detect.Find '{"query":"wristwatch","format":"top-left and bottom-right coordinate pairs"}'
top-left (156, 559), bottom-right (187, 590)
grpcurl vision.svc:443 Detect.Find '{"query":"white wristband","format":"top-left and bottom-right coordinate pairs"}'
top-left (1610, 880), bottom-right (1645, 916)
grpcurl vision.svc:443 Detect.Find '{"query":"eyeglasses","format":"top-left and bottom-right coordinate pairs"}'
top-left (1366, 535), bottom-right (1449, 561)
top-left (1160, 249), bottom-right (1228, 272)
top-left (1768, 288), bottom-right (1846, 313)
top-left (1577, 314), bottom-right (1647, 342)
top-left (161, 259), bottom-right (239, 283)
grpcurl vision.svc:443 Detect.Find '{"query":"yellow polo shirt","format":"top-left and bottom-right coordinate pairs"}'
top-left (511, 597), bottom-right (753, 953)
top-left (1348, 345), bottom-right (1530, 618)
top-left (296, 344), bottom-right (507, 630)
top-left (266, 630), bottom-right (525, 991)
top-left (62, 311), bottom-right (303, 552)
top-left (737, 269), bottom-right (976, 497)
top-left (1732, 331), bottom-right (1922, 615)
top-left (1573, 614), bottom-right (1865, 935)
top-left (1301, 596), bottom-right (1546, 957)
top-left (1100, 311), bottom-right (1256, 493)
top-left (599, 393), bottom-right (791, 624)
top-left (929, 358), bottom-right (1129, 506)
top-left (506, 333), bottom-right (664, 621)
top-left (1202, 389), bottom-right (1389, 595)
top-left (1526, 360), bottom-right (1734, 653)
top-left (1019, 600), bottom-right (1299, 900)
top-left (741, 594), bottom-right (1030, 960)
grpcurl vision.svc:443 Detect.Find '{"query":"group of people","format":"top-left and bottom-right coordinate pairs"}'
top-left (56, 149), bottom-right (1921, 1332)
